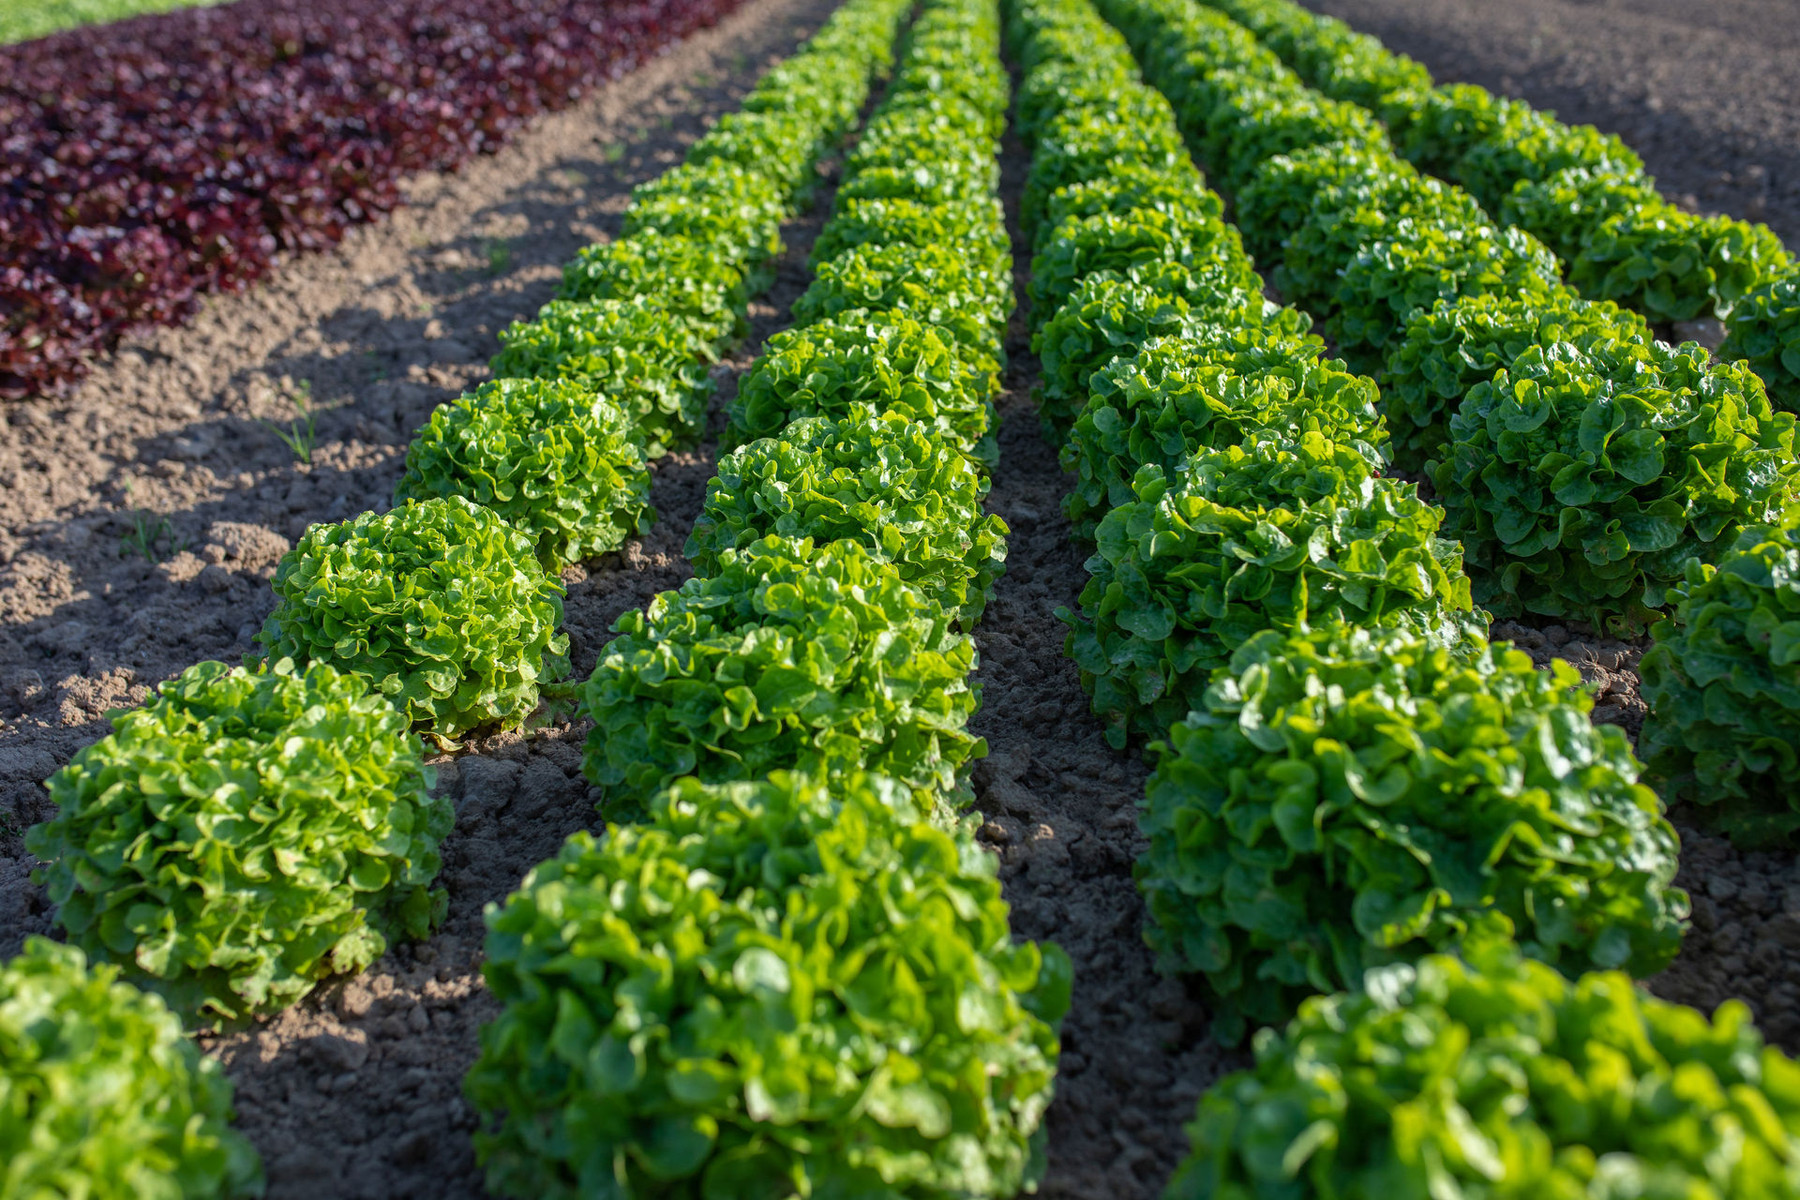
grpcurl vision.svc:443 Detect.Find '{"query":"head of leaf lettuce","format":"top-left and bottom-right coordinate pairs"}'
top-left (0, 937), bottom-right (264, 1197)
top-left (466, 769), bottom-right (1070, 1200)
top-left (1168, 913), bottom-right (1799, 1200)
top-left (26, 658), bottom-right (451, 1029)
top-left (256, 495), bottom-right (569, 741)
top-left (580, 535), bottom-right (984, 820)
top-left (1138, 620), bottom-right (1688, 1045)
top-left (1432, 337), bottom-right (1800, 635)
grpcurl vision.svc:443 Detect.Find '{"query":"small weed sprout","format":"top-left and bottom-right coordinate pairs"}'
top-left (120, 511), bottom-right (186, 562)
top-left (258, 381), bottom-right (316, 464)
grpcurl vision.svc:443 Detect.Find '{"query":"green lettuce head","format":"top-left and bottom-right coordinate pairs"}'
top-left (689, 406), bottom-right (1007, 625)
top-left (1433, 338), bottom-right (1800, 632)
top-left (393, 377), bottom-right (653, 571)
top-left (723, 311), bottom-right (996, 465)
top-left (466, 769), bottom-right (1069, 1200)
top-left (27, 659), bottom-right (450, 1026)
top-left (1139, 622), bottom-right (1688, 1044)
top-left (1640, 514), bottom-right (1800, 846)
top-left (488, 297), bottom-right (713, 458)
top-left (1062, 332), bottom-right (1388, 540)
top-left (581, 536), bottom-right (983, 815)
top-left (0, 937), bottom-right (263, 1196)
top-left (1719, 267), bottom-right (1800, 413)
top-left (1170, 918), bottom-right (1797, 1200)
top-left (258, 495), bottom-right (569, 738)
top-left (1066, 431), bottom-right (1474, 746)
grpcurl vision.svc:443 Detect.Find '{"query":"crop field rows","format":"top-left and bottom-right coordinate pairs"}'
top-left (6, 0), bottom-right (1800, 1196)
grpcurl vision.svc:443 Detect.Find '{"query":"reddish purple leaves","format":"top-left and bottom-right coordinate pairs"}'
top-left (0, 0), bottom-right (745, 399)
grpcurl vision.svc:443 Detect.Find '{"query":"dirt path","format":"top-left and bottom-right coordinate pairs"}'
top-left (1299, 0), bottom-right (1800, 244)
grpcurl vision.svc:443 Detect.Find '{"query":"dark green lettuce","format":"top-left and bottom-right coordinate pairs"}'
top-left (1025, 206), bottom-right (1253, 332)
top-left (1639, 515), bottom-right (1800, 845)
top-left (1499, 163), bottom-right (1664, 264)
top-left (1140, 622), bottom-right (1688, 1043)
top-left (1570, 202), bottom-right (1792, 323)
top-left (28, 659), bottom-right (451, 1025)
top-left (1329, 217), bottom-right (1562, 365)
top-left (1274, 172), bottom-right (1488, 309)
top-left (1197, 72), bottom-right (1390, 192)
top-left (1720, 268), bottom-right (1800, 412)
top-left (1433, 339), bottom-right (1800, 631)
top-left (1233, 139), bottom-right (1417, 262)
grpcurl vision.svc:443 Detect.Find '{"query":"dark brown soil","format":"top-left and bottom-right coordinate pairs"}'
top-left (968, 120), bottom-right (1240, 1199)
top-left (1298, 0), bottom-right (1800, 245)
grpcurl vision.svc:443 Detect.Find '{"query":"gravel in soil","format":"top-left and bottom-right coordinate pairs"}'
top-left (1298, 0), bottom-right (1800, 245)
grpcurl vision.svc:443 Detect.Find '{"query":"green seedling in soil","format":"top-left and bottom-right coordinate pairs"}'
top-left (601, 143), bottom-right (625, 165)
top-left (120, 510), bottom-right (186, 563)
top-left (486, 240), bottom-right (513, 275)
top-left (258, 382), bottom-right (316, 464)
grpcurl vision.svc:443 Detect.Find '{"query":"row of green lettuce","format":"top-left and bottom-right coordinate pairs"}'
top-left (1196, 0), bottom-right (1800, 417)
top-left (1071, 0), bottom-right (1800, 841)
top-left (0, 3), bottom-right (916, 1196)
top-left (464, 1), bottom-right (1076, 1194)
top-left (1008, 0), bottom-right (1800, 1193)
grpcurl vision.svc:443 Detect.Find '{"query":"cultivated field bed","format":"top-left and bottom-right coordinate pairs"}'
top-left (3, 0), bottom-right (1799, 1196)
